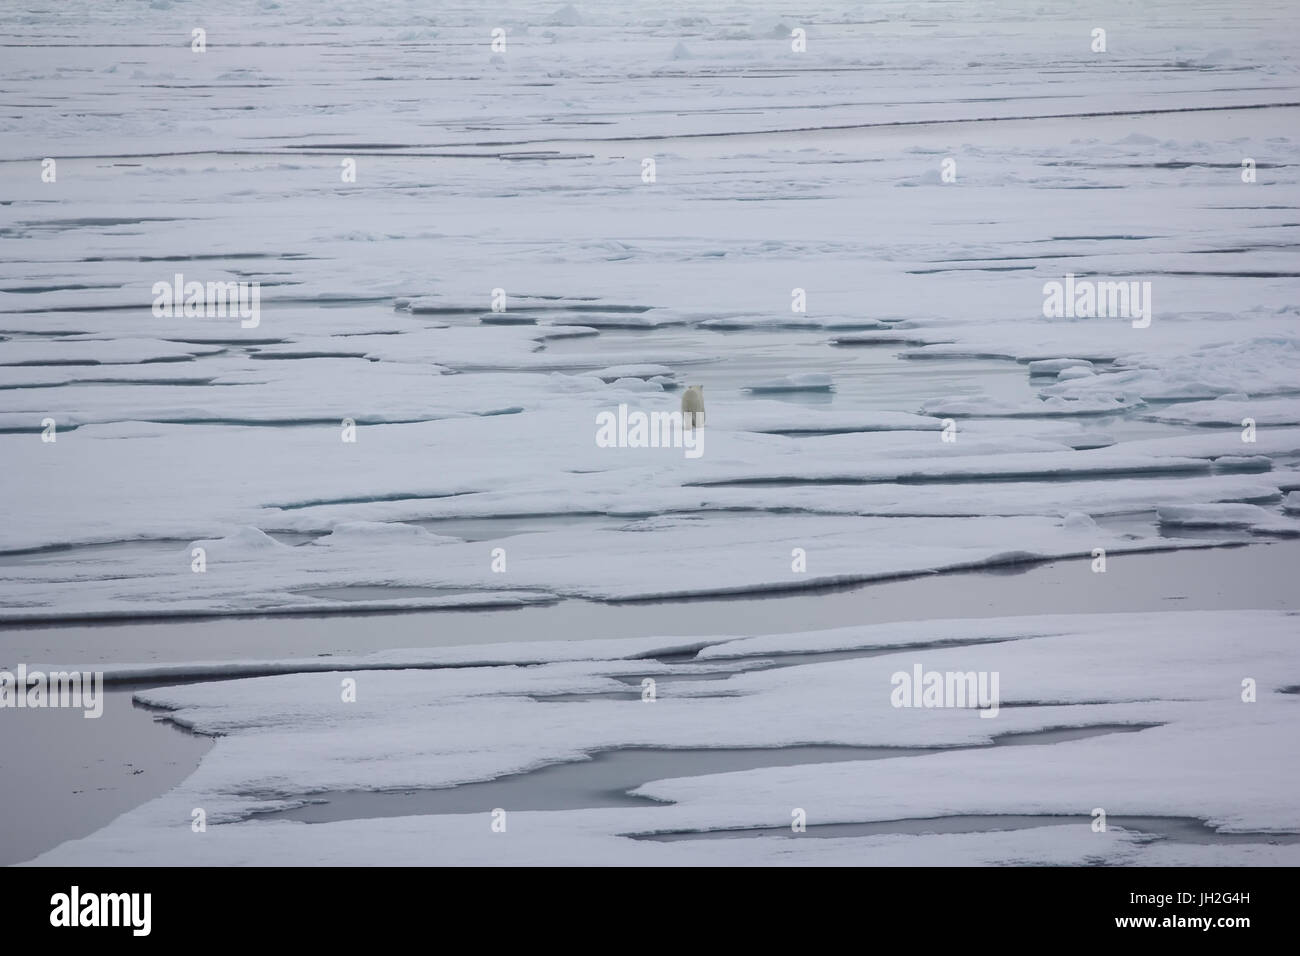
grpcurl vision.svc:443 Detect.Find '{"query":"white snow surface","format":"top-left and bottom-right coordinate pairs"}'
top-left (25, 610), bottom-right (1300, 866)
top-left (2, 0), bottom-right (1298, 614)
top-left (2, 0), bottom-right (1299, 867)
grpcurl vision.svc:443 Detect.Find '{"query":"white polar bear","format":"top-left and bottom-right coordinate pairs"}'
top-left (681, 384), bottom-right (705, 429)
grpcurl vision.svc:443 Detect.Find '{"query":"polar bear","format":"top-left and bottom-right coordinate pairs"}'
top-left (681, 385), bottom-right (705, 429)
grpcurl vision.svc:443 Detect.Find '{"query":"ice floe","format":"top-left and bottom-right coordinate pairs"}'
top-left (24, 610), bottom-right (1300, 866)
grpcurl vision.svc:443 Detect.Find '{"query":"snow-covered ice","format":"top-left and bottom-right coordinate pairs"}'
top-left (24, 611), bottom-right (1300, 866)
top-left (2, 0), bottom-right (1298, 866)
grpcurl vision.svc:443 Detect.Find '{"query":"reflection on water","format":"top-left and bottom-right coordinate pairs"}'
top-left (3, 540), bottom-right (1292, 671)
top-left (0, 690), bottom-right (211, 866)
